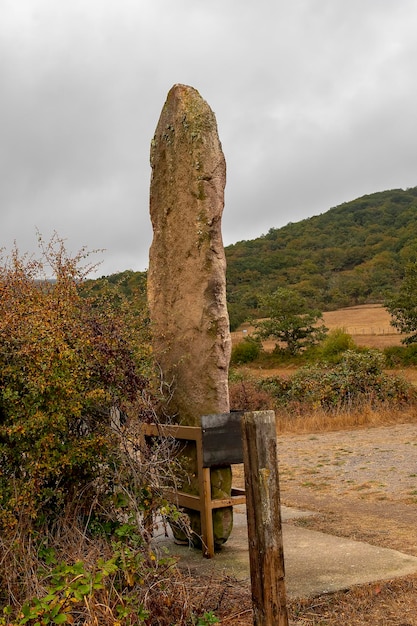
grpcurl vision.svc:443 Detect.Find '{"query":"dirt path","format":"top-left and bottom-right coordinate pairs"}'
top-left (275, 423), bottom-right (417, 556)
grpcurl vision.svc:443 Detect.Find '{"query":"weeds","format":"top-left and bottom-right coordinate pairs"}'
top-left (0, 427), bottom-right (219, 625)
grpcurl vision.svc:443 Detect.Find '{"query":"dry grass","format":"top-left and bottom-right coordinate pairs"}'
top-left (275, 403), bottom-right (417, 435)
top-left (287, 576), bottom-right (417, 625)
top-left (232, 303), bottom-right (404, 351)
top-left (0, 509), bottom-right (228, 626)
top-left (322, 303), bottom-right (398, 336)
top-left (210, 575), bottom-right (417, 625)
top-left (323, 304), bottom-right (404, 350)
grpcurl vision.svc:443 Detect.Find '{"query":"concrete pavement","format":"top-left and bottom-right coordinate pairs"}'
top-left (154, 505), bottom-right (417, 598)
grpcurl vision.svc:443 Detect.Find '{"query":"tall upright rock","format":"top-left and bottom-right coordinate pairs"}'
top-left (148, 84), bottom-right (233, 546)
top-left (148, 84), bottom-right (231, 425)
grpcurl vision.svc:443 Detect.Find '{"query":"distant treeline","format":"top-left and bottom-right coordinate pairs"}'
top-left (90, 187), bottom-right (417, 330)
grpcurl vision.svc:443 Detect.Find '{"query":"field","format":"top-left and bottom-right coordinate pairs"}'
top-left (321, 303), bottom-right (402, 349)
top-left (232, 303), bottom-right (417, 388)
top-left (232, 303), bottom-right (403, 351)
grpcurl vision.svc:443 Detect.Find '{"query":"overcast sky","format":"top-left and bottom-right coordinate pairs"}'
top-left (2, 0), bottom-right (417, 276)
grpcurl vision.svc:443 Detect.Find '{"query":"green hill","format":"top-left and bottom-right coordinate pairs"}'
top-left (226, 187), bottom-right (417, 328)
top-left (90, 187), bottom-right (417, 330)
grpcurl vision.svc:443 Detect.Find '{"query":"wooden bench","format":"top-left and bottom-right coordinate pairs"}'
top-left (141, 411), bottom-right (246, 558)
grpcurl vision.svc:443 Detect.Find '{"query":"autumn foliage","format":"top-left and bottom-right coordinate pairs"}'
top-left (0, 237), bottom-right (229, 625)
top-left (0, 235), bottom-right (149, 530)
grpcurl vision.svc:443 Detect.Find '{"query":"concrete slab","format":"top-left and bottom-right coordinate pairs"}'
top-left (153, 506), bottom-right (417, 598)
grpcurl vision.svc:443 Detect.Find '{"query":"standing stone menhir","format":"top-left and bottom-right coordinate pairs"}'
top-left (148, 84), bottom-right (233, 547)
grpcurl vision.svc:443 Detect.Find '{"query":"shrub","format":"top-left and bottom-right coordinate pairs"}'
top-left (0, 235), bottom-right (150, 530)
top-left (0, 434), bottom-right (211, 624)
top-left (0, 237), bottom-right (220, 624)
top-left (229, 376), bottom-right (275, 412)
top-left (318, 327), bottom-right (357, 363)
top-left (259, 350), bottom-right (415, 411)
top-left (384, 343), bottom-right (417, 367)
top-left (230, 337), bottom-right (261, 365)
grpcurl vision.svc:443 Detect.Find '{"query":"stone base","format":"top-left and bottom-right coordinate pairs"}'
top-left (171, 506), bottom-right (233, 550)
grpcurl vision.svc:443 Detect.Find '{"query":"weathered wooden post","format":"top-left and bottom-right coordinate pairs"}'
top-left (241, 410), bottom-right (289, 626)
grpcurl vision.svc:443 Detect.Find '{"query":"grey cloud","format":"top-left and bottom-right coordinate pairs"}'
top-left (1, 0), bottom-right (417, 275)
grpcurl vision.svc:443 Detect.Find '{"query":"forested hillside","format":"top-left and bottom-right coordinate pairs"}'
top-left (226, 187), bottom-right (417, 328)
top-left (92, 187), bottom-right (417, 330)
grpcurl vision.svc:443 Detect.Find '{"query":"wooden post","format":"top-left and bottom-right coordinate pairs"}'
top-left (241, 411), bottom-right (289, 626)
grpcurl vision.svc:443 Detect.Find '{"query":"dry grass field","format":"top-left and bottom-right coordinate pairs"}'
top-left (322, 303), bottom-right (397, 334)
top-left (322, 303), bottom-right (403, 349)
top-left (232, 303), bottom-right (403, 351)
top-left (233, 304), bottom-right (417, 388)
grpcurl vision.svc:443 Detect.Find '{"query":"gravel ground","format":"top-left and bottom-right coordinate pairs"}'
top-left (278, 423), bottom-right (417, 504)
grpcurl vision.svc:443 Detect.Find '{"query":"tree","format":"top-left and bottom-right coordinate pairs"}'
top-left (254, 288), bottom-right (327, 355)
top-left (385, 262), bottom-right (417, 344)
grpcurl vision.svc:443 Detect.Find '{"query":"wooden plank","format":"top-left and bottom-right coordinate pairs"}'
top-left (164, 490), bottom-right (246, 511)
top-left (163, 490), bottom-right (203, 512)
top-left (201, 411), bottom-right (244, 466)
top-left (241, 410), bottom-right (288, 626)
top-left (141, 423), bottom-right (201, 441)
top-left (210, 495), bottom-right (246, 509)
top-left (201, 467), bottom-right (215, 557)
